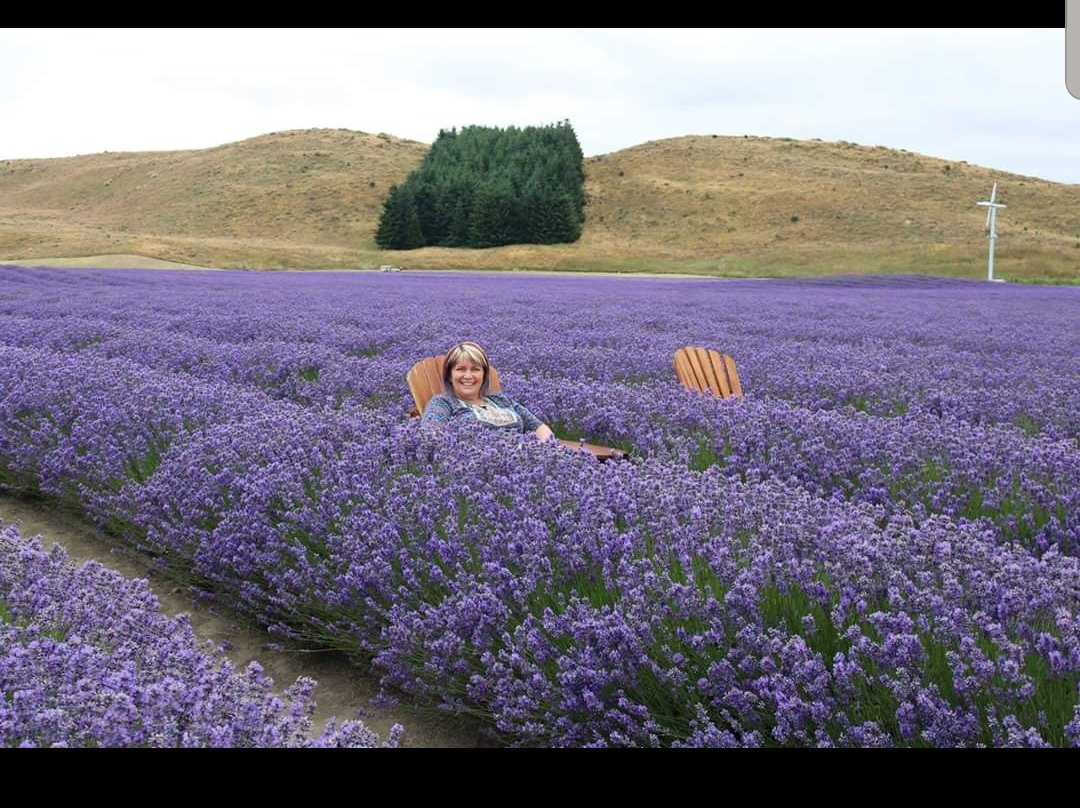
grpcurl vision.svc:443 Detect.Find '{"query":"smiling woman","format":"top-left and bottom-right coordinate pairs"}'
top-left (421, 341), bottom-right (554, 442)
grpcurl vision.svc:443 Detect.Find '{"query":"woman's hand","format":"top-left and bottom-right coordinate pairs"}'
top-left (535, 424), bottom-right (554, 442)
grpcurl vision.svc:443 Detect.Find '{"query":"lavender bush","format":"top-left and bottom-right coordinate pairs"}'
top-left (0, 522), bottom-right (400, 747)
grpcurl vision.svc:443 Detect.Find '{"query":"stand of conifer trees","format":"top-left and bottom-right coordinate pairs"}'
top-left (376, 121), bottom-right (585, 250)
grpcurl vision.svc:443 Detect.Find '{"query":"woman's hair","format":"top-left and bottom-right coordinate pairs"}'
top-left (443, 341), bottom-right (491, 396)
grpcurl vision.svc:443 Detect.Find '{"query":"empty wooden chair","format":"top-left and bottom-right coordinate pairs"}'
top-left (407, 355), bottom-right (625, 460)
top-left (674, 347), bottom-right (743, 399)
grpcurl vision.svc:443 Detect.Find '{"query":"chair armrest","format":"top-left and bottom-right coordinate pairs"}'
top-left (555, 438), bottom-right (628, 461)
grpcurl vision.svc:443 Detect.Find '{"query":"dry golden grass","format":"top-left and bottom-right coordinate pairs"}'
top-left (2, 129), bottom-right (1078, 281)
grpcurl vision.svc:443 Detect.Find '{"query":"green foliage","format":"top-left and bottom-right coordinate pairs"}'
top-left (1013, 412), bottom-right (1041, 437)
top-left (375, 185), bottom-right (424, 249)
top-left (375, 121), bottom-right (585, 249)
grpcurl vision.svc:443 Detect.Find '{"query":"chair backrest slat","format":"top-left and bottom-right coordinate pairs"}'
top-left (705, 348), bottom-right (734, 398)
top-left (424, 356), bottom-right (445, 403)
top-left (685, 348), bottom-right (708, 393)
top-left (696, 347), bottom-right (728, 397)
top-left (407, 354), bottom-right (502, 416)
top-left (674, 347), bottom-right (742, 399)
top-left (674, 349), bottom-right (695, 390)
top-left (723, 353), bottom-right (743, 397)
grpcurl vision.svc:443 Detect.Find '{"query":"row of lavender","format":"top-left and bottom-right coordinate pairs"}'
top-left (2, 343), bottom-right (1074, 553)
top-left (1, 522), bottom-right (397, 747)
top-left (0, 266), bottom-right (1077, 745)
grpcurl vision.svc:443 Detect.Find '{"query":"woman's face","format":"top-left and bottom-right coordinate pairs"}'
top-left (449, 358), bottom-right (486, 402)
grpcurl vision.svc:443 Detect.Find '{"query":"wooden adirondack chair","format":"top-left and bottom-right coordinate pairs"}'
top-left (674, 347), bottom-right (743, 399)
top-left (407, 355), bottom-right (626, 460)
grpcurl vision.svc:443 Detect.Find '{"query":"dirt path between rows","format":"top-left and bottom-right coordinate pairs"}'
top-left (0, 493), bottom-right (492, 747)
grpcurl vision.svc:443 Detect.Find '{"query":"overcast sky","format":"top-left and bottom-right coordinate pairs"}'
top-left (3, 28), bottom-right (1077, 183)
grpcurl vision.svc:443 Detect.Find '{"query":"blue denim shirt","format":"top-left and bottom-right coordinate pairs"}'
top-left (421, 393), bottom-right (543, 433)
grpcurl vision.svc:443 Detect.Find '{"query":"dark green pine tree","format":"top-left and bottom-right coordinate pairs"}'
top-left (523, 181), bottom-right (558, 244)
top-left (374, 185), bottom-right (406, 249)
top-left (375, 185), bottom-right (425, 249)
top-left (551, 192), bottom-right (583, 242)
top-left (399, 188), bottom-right (425, 249)
top-left (467, 183), bottom-right (502, 248)
top-left (445, 194), bottom-right (472, 247)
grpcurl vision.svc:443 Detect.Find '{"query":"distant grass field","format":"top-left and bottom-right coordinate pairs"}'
top-left (1, 254), bottom-right (220, 270)
top-left (2, 129), bottom-right (1078, 283)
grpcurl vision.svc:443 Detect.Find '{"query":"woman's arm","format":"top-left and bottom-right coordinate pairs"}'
top-left (421, 395), bottom-right (454, 424)
top-left (505, 398), bottom-right (551, 441)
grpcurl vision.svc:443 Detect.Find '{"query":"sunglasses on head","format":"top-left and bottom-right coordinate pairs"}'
top-left (448, 342), bottom-right (488, 363)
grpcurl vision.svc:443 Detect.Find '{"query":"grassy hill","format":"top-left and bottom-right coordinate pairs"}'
top-left (2, 128), bottom-right (1078, 281)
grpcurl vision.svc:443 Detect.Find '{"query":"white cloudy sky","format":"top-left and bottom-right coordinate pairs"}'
top-left (3, 28), bottom-right (1077, 183)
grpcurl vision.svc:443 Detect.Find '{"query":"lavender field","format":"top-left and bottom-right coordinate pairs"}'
top-left (1, 265), bottom-right (1078, 746)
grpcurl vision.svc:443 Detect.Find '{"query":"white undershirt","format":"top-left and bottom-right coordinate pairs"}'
top-left (459, 397), bottom-right (520, 428)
